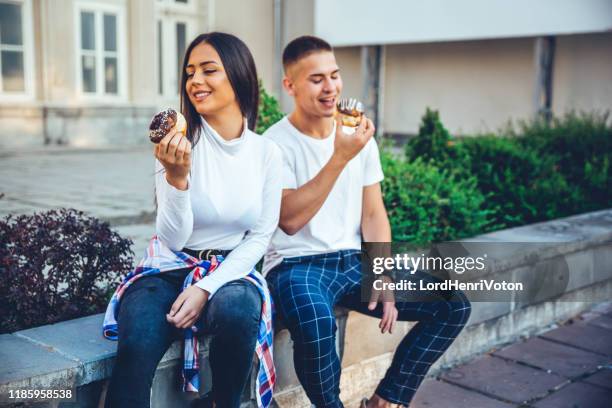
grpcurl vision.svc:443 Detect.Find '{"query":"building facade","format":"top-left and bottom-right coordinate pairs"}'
top-left (0, 0), bottom-right (211, 149)
top-left (1, 0), bottom-right (611, 149)
top-left (305, 0), bottom-right (612, 136)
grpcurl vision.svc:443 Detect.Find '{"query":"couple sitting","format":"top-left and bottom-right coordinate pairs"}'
top-left (102, 32), bottom-right (471, 408)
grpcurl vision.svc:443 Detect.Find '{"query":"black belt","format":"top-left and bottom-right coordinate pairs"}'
top-left (182, 247), bottom-right (231, 260)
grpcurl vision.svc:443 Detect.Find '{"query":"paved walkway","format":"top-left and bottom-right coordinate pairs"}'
top-left (2, 148), bottom-right (611, 407)
top-left (409, 301), bottom-right (612, 408)
top-left (0, 147), bottom-right (157, 259)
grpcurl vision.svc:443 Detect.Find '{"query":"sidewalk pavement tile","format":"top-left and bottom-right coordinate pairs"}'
top-left (539, 322), bottom-right (612, 357)
top-left (532, 381), bottom-right (612, 408)
top-left (439, 355), bottom-right (566, 404)
top-left (590, 301), bottom-right (612, 316)
top-left (0, 148), bottom-right (154, 221)
top-left (583, 368), bottom-right (612, 390)
top-left (411, 378), bottom-right (514, 408)
top-left (584, 315), bottom-right (612, 330)
top-left (492, 336), bottom-right (609, 378)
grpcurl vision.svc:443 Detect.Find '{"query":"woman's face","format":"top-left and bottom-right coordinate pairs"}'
top-left (185, 42), bottom-right (237, 117)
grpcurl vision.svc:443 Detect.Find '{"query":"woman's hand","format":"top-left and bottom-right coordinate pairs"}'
top-left (154, 128), bottom-right (192, 191)
top-left (166, 285), bottom-right (209, 329)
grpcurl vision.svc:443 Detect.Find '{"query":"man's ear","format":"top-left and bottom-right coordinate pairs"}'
top-left (282, 76), bottom-right (295, 97)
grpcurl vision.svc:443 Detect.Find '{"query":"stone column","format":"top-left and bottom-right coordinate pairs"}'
top-left (533, 36), bottom-right (556, 123)
top-left (360, 44), bottom-right (385, 133)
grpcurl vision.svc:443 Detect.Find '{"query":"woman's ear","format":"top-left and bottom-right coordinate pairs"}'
top-left (282, 76), bottom-right (295, 97)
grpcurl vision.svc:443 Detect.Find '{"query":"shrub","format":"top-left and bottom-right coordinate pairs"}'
top-left (0, 209), bottom-right (133, 334)
top-left (404, 108), bottom-right (466, 166)
top-left (456, 135), bottom-right (578, 228)
top-left (402, 108), bottom-right (608, 231)
top-left (514, 111), bottom-right (612, 212)
top-left (256, 82), bottom-right (285, 134)
top-left (381, 148), bottom-right (492, 244)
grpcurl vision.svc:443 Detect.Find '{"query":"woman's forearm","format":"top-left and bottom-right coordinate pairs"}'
top-left (155, 163), bottom-right (194, 251)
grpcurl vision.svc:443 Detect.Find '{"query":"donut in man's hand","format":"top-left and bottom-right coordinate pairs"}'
top-left (149, 108), bottom-right (187, 143)
top-left (336, 98), bottom-right (364, 128)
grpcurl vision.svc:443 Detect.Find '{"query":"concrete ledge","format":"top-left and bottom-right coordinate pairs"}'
top-left (0, 308), bottom-right (349, 408)
top-left (1, 209), bottom-right (611, 407)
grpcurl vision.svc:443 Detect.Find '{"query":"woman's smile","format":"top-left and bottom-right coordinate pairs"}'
top-left (192, 89), bottom-right (212, 103)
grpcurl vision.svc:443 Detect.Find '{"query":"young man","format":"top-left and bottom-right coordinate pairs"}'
top-left (263, 36), bottom-right (472, 408)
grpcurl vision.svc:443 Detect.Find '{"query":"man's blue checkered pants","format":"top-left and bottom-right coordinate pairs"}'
top-left (266, 250), bottom-right (472, 407)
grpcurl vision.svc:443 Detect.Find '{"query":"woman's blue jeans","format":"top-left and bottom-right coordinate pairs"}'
top-left (105, 268), bottom-right (262, 408)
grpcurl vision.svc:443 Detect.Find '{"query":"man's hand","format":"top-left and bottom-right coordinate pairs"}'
top-left (166, 285), bottom-right (209, 329)
top-left (368, 275), bottom-right (398, 334)
top-left (332, 115), bottom-right (375, 165)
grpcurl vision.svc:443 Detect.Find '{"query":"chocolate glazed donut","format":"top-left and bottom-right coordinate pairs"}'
top-left (336, 98), bottom-right (364, 128)
top-left (148, 108), bottom-right (187, 143)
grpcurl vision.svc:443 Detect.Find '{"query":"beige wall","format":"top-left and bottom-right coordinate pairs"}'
top-left (334, 46), bottom-right (362, 103)
top-left (554, 32), bottom-right (612, 115)
top-left (337, 33), bottom-right (612, 136)
top-left (213, 0), bottom-right (277, 96)
top-left (32, 0), bottom-right (43, 100)
top-left (382, 37), bottom-right (536, 135)
top-left (282, 0), bottom-right (314, 44)
top-left (42, 0), bottom-right (79, 103)
top-left (127, 0), bottom-right (157, 104)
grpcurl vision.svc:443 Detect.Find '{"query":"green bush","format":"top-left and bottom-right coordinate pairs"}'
top-left (405, 108), bottom-right (466, 166)
top-left (402, 108), bottom-right (610, 233)
top-left (456, 135), bottom-right (578, 229)
top-left (381, 148), bottom-right (492, 244)
top-left (256, 82), bottom-right (285, 134)
top-left (513, 111), bottom-right (612, 212)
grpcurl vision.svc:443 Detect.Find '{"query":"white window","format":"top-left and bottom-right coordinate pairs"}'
top-left (156, 18), bottom-right (195, 97)
top-left (157, 0), bottom-right (193, 7)
top-left (0, 0), bottom-right (34, 100)
top-left (75, 2), bottom-right (126, 100)
top-left (155, 0), bottom-right (198, 99)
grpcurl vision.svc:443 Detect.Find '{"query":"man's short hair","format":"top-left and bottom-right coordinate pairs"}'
top-left (282, 36), bottom-right (332, 71)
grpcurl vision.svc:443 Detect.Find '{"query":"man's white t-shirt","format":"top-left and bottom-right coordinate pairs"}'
top-left (262, 116), bottom-right (384, 274)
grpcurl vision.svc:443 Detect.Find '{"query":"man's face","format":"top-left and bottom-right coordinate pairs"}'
top-left (284, 51), bottom-right (343, 118)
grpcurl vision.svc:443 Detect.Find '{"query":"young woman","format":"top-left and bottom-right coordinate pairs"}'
top-left (103, 32), bottom-right (282, 408)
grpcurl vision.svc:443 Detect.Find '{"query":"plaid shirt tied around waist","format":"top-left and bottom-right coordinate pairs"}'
top-left (102, 235), bottom-right (276, 408)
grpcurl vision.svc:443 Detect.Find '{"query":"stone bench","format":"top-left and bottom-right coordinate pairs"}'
top-left (0, 307), bottom-right (349, 408)
top-left (2, 209), bottom-right (612, 407)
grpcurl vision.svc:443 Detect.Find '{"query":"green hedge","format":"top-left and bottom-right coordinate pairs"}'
top-left (381, 148), bottom-right (492, 244)
top-left (404, 109), bottom-right (611, 234)
top-left (455, 135), bottom-right (577, 228)
top-left (513, 112), bottom-right (612, 214)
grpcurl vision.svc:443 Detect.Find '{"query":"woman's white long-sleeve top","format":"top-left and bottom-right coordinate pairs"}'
top-left (155, 117), bottom-right (283, 297)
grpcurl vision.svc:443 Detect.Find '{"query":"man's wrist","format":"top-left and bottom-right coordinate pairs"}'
top-left (329, 152), bottom-right (350, 168)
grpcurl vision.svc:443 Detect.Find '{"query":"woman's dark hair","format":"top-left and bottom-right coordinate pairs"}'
top-left (180, 32), bottom-right (259, 145)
